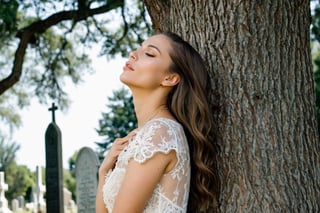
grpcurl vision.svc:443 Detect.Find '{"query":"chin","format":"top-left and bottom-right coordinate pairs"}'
top-left (119, 76), bottom-right (133, 89)
top-left (120, 75), bottom-right (128, 85)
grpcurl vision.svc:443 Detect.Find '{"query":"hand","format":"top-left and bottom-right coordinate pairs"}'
top-left (99, 129), bottom-right (137, 176)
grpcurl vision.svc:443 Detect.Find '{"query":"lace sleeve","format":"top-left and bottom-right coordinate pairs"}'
top-left (132, 119), bottom-right (179, 164)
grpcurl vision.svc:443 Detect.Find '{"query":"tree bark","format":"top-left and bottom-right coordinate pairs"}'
top-left (144, 0), bottom-right (320, 212)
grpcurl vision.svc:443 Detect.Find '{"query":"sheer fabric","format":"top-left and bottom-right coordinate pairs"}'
top-left (102, 118), bottom-right (190, 212)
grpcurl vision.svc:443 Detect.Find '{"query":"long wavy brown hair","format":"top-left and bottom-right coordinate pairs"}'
top-left (161, 31), bottom-right (220, 212)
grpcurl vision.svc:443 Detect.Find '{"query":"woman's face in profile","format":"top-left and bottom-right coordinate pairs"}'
top-left (120, 34), bottom-right (173, 90)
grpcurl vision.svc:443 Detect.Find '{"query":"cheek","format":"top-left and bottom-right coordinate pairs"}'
top-left (119, 68), bottom-right (159, 87)
top-left (138, 61), bottom-right (168, 78)
top-left (120, 69), bottom-right (165, 89)
top-left (137, 70), bottom-right (164, 87)
top-left (120, 59), bottom-right (171, 88)
top-left (146, 64), bottom-right (169, 81)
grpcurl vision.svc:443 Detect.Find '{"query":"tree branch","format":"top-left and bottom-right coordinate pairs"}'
top-left (0, 0), bottom-right (124, 95)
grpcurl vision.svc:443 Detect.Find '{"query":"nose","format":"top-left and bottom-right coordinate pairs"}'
top-left (129, 51), bottom-right (137, 61)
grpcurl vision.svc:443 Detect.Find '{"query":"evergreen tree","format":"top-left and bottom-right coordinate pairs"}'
top-left (95, 87), bottom-right (137, 157)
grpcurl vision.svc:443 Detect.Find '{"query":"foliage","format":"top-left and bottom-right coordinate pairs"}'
top-left (68, 150), bottom-right (78, 176)
top-left (311, 1), bottom-right (320, 42)
top-left (64, 168), bottom-right (76, 201)
top-left (312, 43), bottom-right (320, 133)
top-left (0, 137), bottom-right (20, 172)
top-left (0, 136), bottom-right (35, 203)
top-left (0, 0), bottom-right (19, 39)
top-left (0, 0), bottom-right (151, 131)
top-left (5, 162), bottom-right (35, 202)
top-left (311, 2), bottom-right (320, 135)
top-left (66, 150), bottom-right (78, 201)
top-left (0, 107), bottom-right (21, 138)
top-left (95, 87), bottom-right (137, 157)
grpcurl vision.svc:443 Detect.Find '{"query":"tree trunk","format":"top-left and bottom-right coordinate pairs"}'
top-left (143, 0), bottom-right (320, 212)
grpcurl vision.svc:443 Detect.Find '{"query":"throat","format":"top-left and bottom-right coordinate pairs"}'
top-left (137, 105), bottom-right (168, 127)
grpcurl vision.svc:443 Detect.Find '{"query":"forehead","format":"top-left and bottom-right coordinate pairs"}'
top-left (142, 35), bottom-right (172, 52)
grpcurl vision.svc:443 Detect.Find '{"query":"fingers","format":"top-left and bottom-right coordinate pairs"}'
top-left (112, 140), bottom-right (128, 153)
top-left (114, 137), bottom-right (129, 146)
top-left (100, 130), bottom-right (138, 174)
top-left (116, 129), bottom-right (137, 142)
top-left (113, 129), bottom-right (137, 148)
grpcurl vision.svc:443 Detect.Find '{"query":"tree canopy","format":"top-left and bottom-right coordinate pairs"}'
top-left (0, 0), bottom-right (151, 131)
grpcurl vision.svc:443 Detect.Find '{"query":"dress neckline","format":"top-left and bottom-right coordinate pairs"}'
top-left (145, 117), bottom-right (181, 126)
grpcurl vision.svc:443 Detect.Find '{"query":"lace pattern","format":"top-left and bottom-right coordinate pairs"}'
top-left (102, 118), bottom-right (190, 212)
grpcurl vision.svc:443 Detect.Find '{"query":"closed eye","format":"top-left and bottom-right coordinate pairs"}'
top-left (145, 52), bottom-right (155, 57)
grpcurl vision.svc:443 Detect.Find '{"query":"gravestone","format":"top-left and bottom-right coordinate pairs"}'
top-left (45, 103), bottom-right (64, 213)
top-left (0, 172), bottom-right (11, 213)
top-left (76, 147), bottom-right (100, 213)
top-left (11, 199), bottom-right (18, 212)
top-left (63, 187), bottom-right (76, 212)
top-left (33, 165), bottom-right (45, 211)
top-left (17, 195), bottom-right (24, 209)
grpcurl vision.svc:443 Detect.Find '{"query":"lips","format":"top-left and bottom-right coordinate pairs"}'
top-left (124, 62), bottom-right (134, 71)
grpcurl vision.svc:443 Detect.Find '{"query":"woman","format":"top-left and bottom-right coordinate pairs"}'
top-left (96, 32), bottom-right (219, 213)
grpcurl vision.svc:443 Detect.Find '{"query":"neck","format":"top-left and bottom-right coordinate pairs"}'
top-left (132, 90), bottom-right (168, 127)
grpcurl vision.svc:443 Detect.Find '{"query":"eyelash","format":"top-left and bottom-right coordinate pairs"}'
top-left (145, 52), bottom-right (155, 57)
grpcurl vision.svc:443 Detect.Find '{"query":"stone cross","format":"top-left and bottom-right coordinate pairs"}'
top-left (0, 172), bottom-right (11, 213)
top-left (45, 103), bottom-right (64, 213)
top-left (48, 102), bottom-right (58, 123)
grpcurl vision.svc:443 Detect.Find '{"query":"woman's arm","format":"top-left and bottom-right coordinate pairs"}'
top-left (96, 171), bottom-right (109, 213)
top-left (112, 150), bottom-right (177, 213)
top-left (96, 130), bottom-right (137, 213)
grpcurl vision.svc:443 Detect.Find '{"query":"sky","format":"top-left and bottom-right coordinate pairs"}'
top-left (12, 49), bottom-right (126, 171)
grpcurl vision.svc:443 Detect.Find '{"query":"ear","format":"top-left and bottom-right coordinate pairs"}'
top-left (161, 73), bottom-right (180, 87)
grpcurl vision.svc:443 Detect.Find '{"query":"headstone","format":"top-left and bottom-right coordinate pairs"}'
top-left (76, 147), bottom-right (100, 213)
top-left (17, 195), bottom-right (24, 209)
top-left (63, 187), bottom-right (76, 212)
top-left (33, 166), bottom-right (45, 211)
top-left (0, 172), bottom-right (11, 213)
top-left (11, 199), bottom-right (18, 211)
top-left (45, 103), bottom-right (64, 213)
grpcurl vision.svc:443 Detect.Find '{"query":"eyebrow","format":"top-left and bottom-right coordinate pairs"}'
top-left (145, 44), bottom-right (162, 55)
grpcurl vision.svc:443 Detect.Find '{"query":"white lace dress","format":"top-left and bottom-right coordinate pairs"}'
top-left (102, 118), bottom-right (190, 212)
